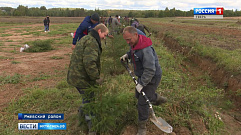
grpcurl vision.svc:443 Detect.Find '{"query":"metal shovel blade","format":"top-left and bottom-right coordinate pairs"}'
top-left (150, 117), bottom-right (173, 133)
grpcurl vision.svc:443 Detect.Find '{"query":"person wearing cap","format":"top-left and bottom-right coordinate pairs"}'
top-left (72, 13), bottom-right (100, 50)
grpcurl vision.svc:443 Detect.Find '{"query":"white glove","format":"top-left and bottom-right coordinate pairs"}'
top-left (120, 54), bottom-right (128, 61)
top-left (136, 84), bottom-right (143, 93)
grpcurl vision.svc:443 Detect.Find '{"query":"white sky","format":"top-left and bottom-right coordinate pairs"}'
top-left (0, 0), bottom-right (240, 11)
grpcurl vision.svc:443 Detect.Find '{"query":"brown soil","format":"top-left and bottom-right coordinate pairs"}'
top-left (0, 22), bottom-right (72, 110)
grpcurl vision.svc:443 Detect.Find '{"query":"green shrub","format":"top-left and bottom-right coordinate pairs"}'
top-left (25, 39), bottom-right (54, 52)
top-left (79, 86), bottom-right (136, 135)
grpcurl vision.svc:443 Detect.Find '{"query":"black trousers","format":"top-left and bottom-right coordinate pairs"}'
top-left (135, 76), bottom-right (161, 121)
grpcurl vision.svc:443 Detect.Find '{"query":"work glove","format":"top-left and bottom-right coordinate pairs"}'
top-left (136, 83), bottom-right (143, 93)
top-left (120, 54), bottom-right (128, 61)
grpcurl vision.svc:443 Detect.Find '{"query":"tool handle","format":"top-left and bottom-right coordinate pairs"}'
top-left (121, 59), bottom-right (138, 84)
top-left (141, 91), bottom-right (153, 109)
top-left (121, 60), bottom-right (153, 108)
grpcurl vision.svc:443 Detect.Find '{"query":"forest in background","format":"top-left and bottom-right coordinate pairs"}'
top-left (1, 5), bottom-right (241, 18)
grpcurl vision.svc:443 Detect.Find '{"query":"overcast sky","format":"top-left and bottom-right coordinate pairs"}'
top-left (0, 0), bottom-right (240, 11)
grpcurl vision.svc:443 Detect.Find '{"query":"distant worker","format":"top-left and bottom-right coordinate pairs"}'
top-left (72, 13), bottom-right (100, 50)
top-left (131, 19), bottom-right (139, 28)
top-left (136, 23), bottom-right (151, 36)
top-left (108, 16), bottom-right (112, 27)
top-left (46, 16), bottom-right (50, 31)
top-left (111, 15), bottom-right (122, 34)
top-left (131, 19), bottom-right (151, 36)
top-left (43, 17), bottom-right (48, 32)
top-left (100, 16), bottom-right (106, 24)
top-left (130, 17), bottom-right (138, 26)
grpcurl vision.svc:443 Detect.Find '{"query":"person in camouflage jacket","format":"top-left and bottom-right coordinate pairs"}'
top-left (67, 24), bottom-right (109, 135)
top-left (67, 23), bottom-right (109, 89)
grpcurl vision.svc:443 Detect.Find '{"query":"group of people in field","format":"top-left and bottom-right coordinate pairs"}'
top-left (43, 13), bottom-right (165, 135)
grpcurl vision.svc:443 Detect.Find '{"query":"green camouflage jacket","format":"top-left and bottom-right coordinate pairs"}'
top-left (67, 30), bottom-right (102, 88)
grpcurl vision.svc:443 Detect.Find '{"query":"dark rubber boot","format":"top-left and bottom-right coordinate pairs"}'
top-left (152, 94), bottom-right (167, 106)
top-left (136, 120), bottom-right (147, 135)
top-left (78, 105), bottom-right (84, 118)
top-left (87, 120), bottom-right (96, 135)
top-left (86, 115), bottom-right (96, 135)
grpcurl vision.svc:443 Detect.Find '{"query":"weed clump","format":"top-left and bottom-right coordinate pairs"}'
top-left (0, 73), bottom-right (22, 85)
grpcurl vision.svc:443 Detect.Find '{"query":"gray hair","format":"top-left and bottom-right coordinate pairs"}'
top-left (123, 26), bottom-right (137, 35)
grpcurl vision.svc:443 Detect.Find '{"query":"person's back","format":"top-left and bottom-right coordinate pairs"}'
top-left (72, 13), bottom-right (99, 50)
top-left (131, 20), bottom-right (139, 28)
top-left (111, 15), bottom-right (122, 34)
top-left (112, 16), bottom-right (120, 28)
top-left (136, 24), bottom-right (145, 35)
top-left (137, 23), bottom-right (151, 36)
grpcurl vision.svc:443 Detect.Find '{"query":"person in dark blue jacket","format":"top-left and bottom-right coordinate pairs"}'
top-left (72, 13), bottom-right (100, 50)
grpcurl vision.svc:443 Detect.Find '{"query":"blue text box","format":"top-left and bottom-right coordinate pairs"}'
top-left (18, 113), bottom-right (64, 120)
top-left (194, 8), bottom-right (216, 15)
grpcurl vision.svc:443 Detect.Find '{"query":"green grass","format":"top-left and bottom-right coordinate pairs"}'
top-left (143, 18), bottom-right (241, 76)
top-left (0, 34), bottom-right (12, 37)
top-left (0, 56), bottom-right (14, 60)
top-left (50, 56), bottom-right (64, 59)
top-left (11, 61), bottom-right (21, 64)
top-left (32, 74), bottom-right (51, 81)
top-left (1, 86), bottom-right (82, 135)
top-left (0, 73), bottom-right (22, 85)
top-left (6, 40), bottom-right (14, 42)
top-left (193, 44), bottom-right (241, 74)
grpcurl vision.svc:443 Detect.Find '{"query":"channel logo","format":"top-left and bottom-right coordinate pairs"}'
top-left (194, 8), bottom-right (223, 15)
top-left (194, 7), bottom-right (223, 19)
top-left (18, 123), bottom-right (67, 130)
top-left (18, 123), bottom-right (38, 130)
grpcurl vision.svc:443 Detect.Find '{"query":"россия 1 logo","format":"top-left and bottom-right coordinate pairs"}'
top-left (194, 7), bottom-right (223, 19)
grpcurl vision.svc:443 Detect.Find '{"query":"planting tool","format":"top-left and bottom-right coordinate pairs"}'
top-left (120, 60), bottom-right (173, 133)
top-left (148, 33), bottom-right (152, 37)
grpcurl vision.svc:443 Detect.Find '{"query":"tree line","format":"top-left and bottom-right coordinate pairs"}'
top-left (0, 5), bottom-right (241, 18)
